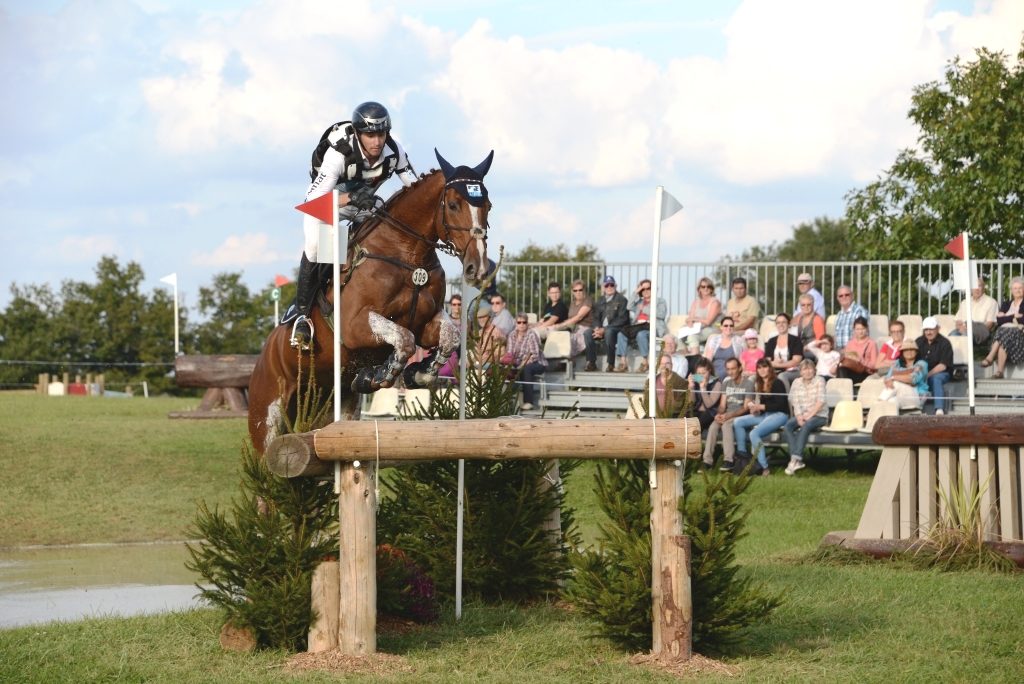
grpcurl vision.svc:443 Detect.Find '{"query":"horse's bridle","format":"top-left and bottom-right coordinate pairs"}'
top-left (435, 177), bottom-right (489, 259)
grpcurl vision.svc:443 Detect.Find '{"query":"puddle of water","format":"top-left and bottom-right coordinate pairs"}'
top-left (0, 543), bottom-right (209, 629)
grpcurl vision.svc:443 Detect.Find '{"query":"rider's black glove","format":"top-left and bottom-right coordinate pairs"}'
top-left (347, 186), bottom-right (377, 211)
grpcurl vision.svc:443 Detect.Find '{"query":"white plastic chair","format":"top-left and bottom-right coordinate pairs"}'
top-left (898, 314), bottom-right (923, 341)
top-left (625, 393), bottom-right (646, 419)
top-left (825, 314), bottom-right (837, 337)
top-left (869, 314), bottom-right (889, 341)
top-left (821, 400), bottom-right (864, 432)
top-left (362, 387), bottom-right (400, 418)
top-left (403, 388), bottom-right (432, 414)
top-left (825, 377), bottom-right (854, 407)
top-left (856, 375), bottom-right (886, 406)
top-left (543, 330), bottom-right (572, 361)
top-left (858, 400), bottom-right (898, 433)
top-left (934, 314), bottom-right (957, 335)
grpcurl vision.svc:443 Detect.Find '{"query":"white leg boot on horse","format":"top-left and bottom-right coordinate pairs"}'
top-left (351, 312), bottom-right (416, 393)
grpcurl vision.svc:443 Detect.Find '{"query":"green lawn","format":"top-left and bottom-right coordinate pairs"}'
top-left (1, 392), bottom-right (1022, 682)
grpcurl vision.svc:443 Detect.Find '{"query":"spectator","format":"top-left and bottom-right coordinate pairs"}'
top-left (792, 272), bottom-right (826, 319)
top-left (588, 275), bottom-right (630, 372)
top-left (702, 357), bottom-right (752, 470)
top-left (739, 328), bottom-right (764, 377)
top-left (783, 359), bottom-right (828, 476)
top-left (881, 340), bottom-right (929, 410)
top-left (488, 293), bottom-right (515, 336)
top-left (732, 358), bottom-right (789, 476)
top-left (532, 281), bottom-right (569, 339)
top-left (833, 285), bottom-right (868, 351)
top-left (917, 317), bottom-right (954, 415)
top-left (805, 334), bottom-right (840, 379)
top-left (982, 277), bottom-right (1024, 379)
top-left (726, 277), bottom-right (761, 332)
top-left (662, 334), bottom-right (689, 378)
top-left (555, 279), bottom-right (596, 369)
top-left (626, 278), bottom-right (668, 373)
top-left (704, 316), bottom-right (745, 379)
top-left (792, 294), bottom-right (825, 348)
top-left (642, 353), bottom-right (690, 418)
top-left (688, 357), bottom-right (722, 432)
top-left (683, 277), bottom-right (723, 354)
top-left (438, 294), bottom-right (464, 378)
top-left (505, 313), bottom-right (546, 411)
top-left (876, 320), bottom-right (906, 373)
top-left (837, 316), bottom-right (878, 385)
top-left (951, 276), bottom-right (998, 345)
top-left (764, 312), bottom-right (803, 387)
top-left (471, 307), bottom-right (505, 369)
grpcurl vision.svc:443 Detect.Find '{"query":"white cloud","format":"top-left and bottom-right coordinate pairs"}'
top-left (55, 235), bottom-right (122, 263)
top-left (192, 233), bottom-right (288, 267)
top-left (499, 200), bottom-right (582, 245)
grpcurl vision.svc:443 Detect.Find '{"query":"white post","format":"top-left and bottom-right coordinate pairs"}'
top-left (172, 278), bottom-right (179, 356)
top-left (332, 188), bottom-right (343, 493)
top-left (963, 231), bottom-right (976, 415)
top-left (647, 187), bottom-right (663, 414)
top-left (455, 278), bottom-right (471, 620)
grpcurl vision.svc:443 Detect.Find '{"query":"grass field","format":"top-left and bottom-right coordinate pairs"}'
top-left (1, 392), bottom-right (1022, 682)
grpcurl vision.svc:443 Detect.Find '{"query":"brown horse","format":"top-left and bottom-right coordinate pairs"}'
top-left (248, 150), bottom-right (493, 453)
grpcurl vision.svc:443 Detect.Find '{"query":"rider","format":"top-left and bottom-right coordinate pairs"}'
top-left (290, 101), bottom-right (418, 348)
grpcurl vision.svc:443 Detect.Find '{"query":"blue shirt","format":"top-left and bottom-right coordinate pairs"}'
top-left (886, 359), bottom-right (929, 395)
top-left (834, 301), bottom-right (868, 350)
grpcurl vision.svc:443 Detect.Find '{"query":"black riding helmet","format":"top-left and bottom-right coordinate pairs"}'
top-left (352, 101), bottom-right (391, 133)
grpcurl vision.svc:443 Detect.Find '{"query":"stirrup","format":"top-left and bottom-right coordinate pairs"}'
top-left (290, 315), bottom-right (314, 350)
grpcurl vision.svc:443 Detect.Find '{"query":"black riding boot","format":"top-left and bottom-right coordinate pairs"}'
top-left (290, 254), bottom-right (320, 349)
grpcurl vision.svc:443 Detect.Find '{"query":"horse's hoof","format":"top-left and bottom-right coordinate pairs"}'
top-left (351, 368), bottom-right (377, 394)
top-left (402, 361), bottom-right (433, 389)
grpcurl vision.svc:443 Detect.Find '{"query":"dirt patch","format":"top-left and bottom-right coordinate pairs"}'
top-left (630, 652), bottom-right (740, 679)
top-left (286, 650), bottom-right (413, 676)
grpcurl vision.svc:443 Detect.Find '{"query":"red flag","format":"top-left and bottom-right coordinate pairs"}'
top-left (944, 233), bottom-right (965, 259)
top-left (295, 193), bottom-right (334, 224)
top-left (274, 274), bottom-right (291, 287)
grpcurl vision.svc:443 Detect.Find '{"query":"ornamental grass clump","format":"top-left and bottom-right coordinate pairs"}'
top-left (911, 471), bottom-right (1016, 573)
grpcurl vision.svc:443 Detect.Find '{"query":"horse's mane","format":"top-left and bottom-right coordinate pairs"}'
top-left (383, 168), bottom-right (442, 209)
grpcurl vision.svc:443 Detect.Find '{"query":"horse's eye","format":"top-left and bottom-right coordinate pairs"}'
top-left (447, 200), bottom-right (459, 211)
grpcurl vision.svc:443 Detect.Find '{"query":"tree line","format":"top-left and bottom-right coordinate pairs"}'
top-left (0, 256), bottom-right (286, 392)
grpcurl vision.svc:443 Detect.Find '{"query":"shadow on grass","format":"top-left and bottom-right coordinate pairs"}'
top-left (378, 599), bottom-right (547, 655)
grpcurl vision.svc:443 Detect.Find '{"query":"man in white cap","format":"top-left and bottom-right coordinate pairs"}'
top-left (916, 317), bottom-right (954, 415)
top-left (792, 273), bottom-right (825, 319)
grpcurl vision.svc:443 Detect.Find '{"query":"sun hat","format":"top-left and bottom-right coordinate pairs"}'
top-left (743, 328), bottom-right (759, 340)
top-left (901, 339), bottom-right (918, 351)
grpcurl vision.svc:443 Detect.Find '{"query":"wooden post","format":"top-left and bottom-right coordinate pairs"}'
top-left (308, 560), bottom-right (339, 652)
top-left (338, 462), bottom-right (376, 655)
top-left (650, 460), bottom-right (691, 661)
top-left (539, 460), bottom-right (562, 542)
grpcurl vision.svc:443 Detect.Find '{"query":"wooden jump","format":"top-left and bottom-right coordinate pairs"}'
top-left (268, 416), bottom-right (702, 662)
top-left (170, 354), bottom-right (258, 418)
top-left (842, 415), bottom-right (1024, 550)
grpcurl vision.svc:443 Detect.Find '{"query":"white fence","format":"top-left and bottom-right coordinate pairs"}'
top-left (456, 259), bottom-right (1024, 322)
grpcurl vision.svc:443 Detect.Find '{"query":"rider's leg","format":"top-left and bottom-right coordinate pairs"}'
top-left (290, 253), bottom-right (320, 349)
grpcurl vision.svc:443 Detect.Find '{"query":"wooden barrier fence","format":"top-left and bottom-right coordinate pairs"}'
top-left (855, 415), bottom-right (1024, 543)
top-left (266, 417), bottom-right (702, 662)
top-left (171, 354), bottom-right (259, 418)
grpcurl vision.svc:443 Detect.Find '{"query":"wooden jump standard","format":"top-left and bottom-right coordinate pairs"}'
top-left (265, 417), bottom-right (702, 661)
top-left (833, 414), bottom-right (1024, 564)
top-left (170, 354), bottom-right (258, 418)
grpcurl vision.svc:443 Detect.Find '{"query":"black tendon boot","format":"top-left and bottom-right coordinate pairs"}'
top-left (290, 254), bottom-right (320, 349)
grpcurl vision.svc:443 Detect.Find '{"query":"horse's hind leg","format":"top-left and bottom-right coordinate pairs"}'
top-left (352, 311), bottom-right (415, 393)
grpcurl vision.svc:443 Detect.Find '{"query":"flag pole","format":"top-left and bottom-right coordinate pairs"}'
top-left (963, 231), bottom-right (976, 416)
top-left (332, 189), bottom-right (342, 493)
top-left (456, 276), bottom-right (468, 620)
top-left (172, 278), bottom-right (180, 356)
top-left (647, 187), bottom-right (663, 417)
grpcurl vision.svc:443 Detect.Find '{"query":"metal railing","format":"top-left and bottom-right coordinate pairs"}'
top-left (453, 259), bottom-right (1024, 322)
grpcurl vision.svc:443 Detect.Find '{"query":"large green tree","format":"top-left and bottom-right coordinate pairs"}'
top-left (191, 273), bottom-right (272, 354)
top-left (845, 43), bottom-right (1024, 259)
top-left (500, 241), bottom-right (603, 314)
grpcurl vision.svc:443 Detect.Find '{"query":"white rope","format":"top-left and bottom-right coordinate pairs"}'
top-left (648, 416), bottom-right (658, 488)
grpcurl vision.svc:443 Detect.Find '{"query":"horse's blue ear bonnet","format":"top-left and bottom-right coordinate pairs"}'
top-left (435, 149), bottom-right (494, 207)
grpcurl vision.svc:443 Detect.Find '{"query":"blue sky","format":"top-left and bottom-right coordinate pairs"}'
top-left (1, 0), bottom-right (1021, 310)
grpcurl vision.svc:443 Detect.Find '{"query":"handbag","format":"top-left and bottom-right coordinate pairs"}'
top-left (839, 353), bottom-right (868, 375)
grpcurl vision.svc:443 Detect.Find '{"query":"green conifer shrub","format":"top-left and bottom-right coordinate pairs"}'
top-left (566, 460), bottom-right (782, 655)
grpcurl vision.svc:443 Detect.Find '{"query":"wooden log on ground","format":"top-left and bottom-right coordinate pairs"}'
top-left (174, 354), bottom-right (259, 388)
top-left (650, 460), bottom-right (691, 661)
top-left (308, 560), bottom-right (340, 653)
top-left (873, 414), bottom-right (1024, 446)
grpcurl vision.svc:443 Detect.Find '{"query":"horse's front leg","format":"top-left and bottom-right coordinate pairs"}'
top-left (352, 311), bottom-right (415, 393)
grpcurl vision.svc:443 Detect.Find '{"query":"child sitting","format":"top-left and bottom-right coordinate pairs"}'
top-left (739, 328), bottom-right (764, 377)
top-left (805, 334), bottom-right (840, 379)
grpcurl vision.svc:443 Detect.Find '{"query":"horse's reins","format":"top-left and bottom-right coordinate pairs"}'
top-left (352, 177), bottom-right (490, 328)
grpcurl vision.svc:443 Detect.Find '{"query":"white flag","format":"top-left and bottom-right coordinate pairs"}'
top-left (159, 273), bottom-right (177, 287)
top-left (660, 190), bottom-right (683, 221)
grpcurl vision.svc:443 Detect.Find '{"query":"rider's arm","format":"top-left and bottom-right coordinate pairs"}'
top-left (392, 141), bottom-right (417, 187)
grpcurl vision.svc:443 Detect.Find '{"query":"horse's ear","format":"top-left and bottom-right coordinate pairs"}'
top-left (473, 150), bottom-right (494, 178)
top-left (434, 148), bottom-right (456, 180)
